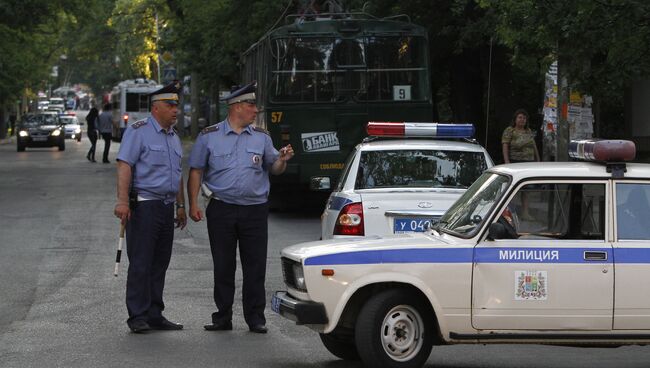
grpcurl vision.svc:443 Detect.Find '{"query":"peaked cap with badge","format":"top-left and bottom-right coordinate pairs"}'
top-left (150, 82), bottom-right (181, 105)
top-left (220, 81), bottom-right (257, 105)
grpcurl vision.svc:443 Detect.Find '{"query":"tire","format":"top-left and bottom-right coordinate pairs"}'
top-left (77, 135), bottom-right (81, 142)
top-left (319, 333), bottom-right (359, 361)
top-left (355, 289), bottom-right (433, 368)
top-left (17, 144), bottom-right (25, 152)
top-left (58, 141), bottom-right (65, 151)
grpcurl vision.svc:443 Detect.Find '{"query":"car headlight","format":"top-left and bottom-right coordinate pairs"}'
top-left (74, 128), bottom-right (81, 134)
top-left (19, 130), bottom-right (28, 137)
top-left (292, 263), bottom-right (306, 291)
top-left (51, 129), bottom-right (61, 137)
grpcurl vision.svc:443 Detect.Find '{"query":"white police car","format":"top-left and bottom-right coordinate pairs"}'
top-left (321, 122), bottom-right (493, 239)
top-left (274, 140), bottom-right (650, 368)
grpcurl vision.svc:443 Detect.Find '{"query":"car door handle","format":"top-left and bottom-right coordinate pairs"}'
top-left (584, 251), bottom-right (608, 261)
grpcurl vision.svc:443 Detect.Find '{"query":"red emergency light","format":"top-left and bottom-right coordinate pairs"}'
top-left (568, 139), bottom-right (636, 162)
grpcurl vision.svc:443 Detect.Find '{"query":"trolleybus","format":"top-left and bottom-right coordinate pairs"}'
top-left (241, 13), bottom-right (433, 199)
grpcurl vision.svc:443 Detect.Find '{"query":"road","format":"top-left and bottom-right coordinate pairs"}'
top-left (0, 114), bottom-right (649, 367)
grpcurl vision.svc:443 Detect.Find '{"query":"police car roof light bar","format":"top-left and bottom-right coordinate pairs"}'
top-left (568, 139), bottom-right (636, 162)
top-left (367, 122), bottom-right (475, 138)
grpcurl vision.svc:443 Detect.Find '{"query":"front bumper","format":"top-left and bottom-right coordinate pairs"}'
top-left (272, 291), bottom-right (328, 325)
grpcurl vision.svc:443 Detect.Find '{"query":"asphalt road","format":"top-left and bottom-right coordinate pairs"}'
top-left (0, 115), bottom-right (649, 368)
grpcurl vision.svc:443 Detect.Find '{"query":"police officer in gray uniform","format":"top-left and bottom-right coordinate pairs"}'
top-left (187, 81), bottom-right (294, 334)
top-left (114, 83), bottom-right (187, 333)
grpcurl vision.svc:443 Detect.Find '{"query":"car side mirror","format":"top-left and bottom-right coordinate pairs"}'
top-left (488, 222), bottom-right (507, 240)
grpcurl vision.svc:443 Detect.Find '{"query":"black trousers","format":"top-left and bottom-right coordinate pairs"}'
top-left (101, 132), bottom-right (112, 161)
top-left (206, 199), bottom-right (269, 327)
top-left (125, 200), bottom-right (174, 323)
top-left (87, 130), bottom-right (98, 160)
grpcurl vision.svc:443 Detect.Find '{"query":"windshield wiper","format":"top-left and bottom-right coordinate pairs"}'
top-left (431, 220), bottom-right (448, 232)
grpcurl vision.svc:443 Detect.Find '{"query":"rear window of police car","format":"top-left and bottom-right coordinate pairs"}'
top-left (355, 149), bottom-right (487, 189)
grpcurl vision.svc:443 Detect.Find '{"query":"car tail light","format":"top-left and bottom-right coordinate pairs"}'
top-left (123, 114), bottom-right (129, 123)
top-left (333, 202), bottom-right (364, 236)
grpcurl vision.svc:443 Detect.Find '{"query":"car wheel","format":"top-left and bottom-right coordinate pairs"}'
top-left (58, 141), bottom-right (65, 151)
top-left (319, 333), bottom-right (359, 360)
top-left (17, 144), bottom-right (25, 152)
top-left (77, 135), bottom-right (82, 142)
top-left (355, 289), bottom-right (433, 368)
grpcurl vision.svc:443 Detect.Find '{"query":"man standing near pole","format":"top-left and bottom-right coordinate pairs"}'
top-left (187, 81), bottom-right (294, 334)
top-left (114, 82), bottom-right (187, 333)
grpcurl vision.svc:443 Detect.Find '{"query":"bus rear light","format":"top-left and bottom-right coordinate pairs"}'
top-left (333, 202), bottom-right (364, 236)
top-left (367, 122), bottom-right (475, 138)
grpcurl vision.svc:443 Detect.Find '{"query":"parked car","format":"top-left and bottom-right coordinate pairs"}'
top-left (59, 114), bottom-right (82, 141)
top-left (273, 139), bottom-right (647, 368)
top-left (321, 122), bottom-right (493, 239)
top-left (49, 97), bottom-right (65, 112)
top-left (16, 113), bottom-right (65, 151)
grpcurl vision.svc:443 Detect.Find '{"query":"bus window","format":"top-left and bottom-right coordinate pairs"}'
top-left (126, 93), bottom-right (150, 112)
top-left (360, 36), bottom-right (429, 102)
top-left (271, 37), bottom-right (341, 103)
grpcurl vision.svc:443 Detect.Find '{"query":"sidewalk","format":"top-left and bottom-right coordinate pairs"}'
top-left (0, 136), bottom-right (14, 145)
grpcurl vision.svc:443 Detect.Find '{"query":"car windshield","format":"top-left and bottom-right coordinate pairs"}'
top-left (437, 172), bottom-right (510, 237)
top-left (22, 114), bottom-right (59, 126)
top-left (354, 149), bottom-right (488, 189)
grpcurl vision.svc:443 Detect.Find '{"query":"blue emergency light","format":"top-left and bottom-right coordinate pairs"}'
top-left (367, 122), bottom-right (475, 138)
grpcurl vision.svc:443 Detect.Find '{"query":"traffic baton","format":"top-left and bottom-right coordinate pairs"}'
top-left (113, 223), bottom-right (125, 277)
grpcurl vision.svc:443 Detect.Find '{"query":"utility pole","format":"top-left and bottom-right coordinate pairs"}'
top-left (191, 72), bottom-right (199, 138)
top-left (556, 52), bottom-right (570, 161)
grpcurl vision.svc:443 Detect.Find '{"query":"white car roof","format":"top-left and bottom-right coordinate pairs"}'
top-left (357, 138), bottom-right (488, 153)
top-left (489, 161), bottom-right (650, 180)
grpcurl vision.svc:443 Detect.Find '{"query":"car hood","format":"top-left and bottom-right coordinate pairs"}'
top-left (24, 125), bottom-right (59, 132)
top-left (281, 232), bottom-right (460, 263)
top-left (63, 124), bottom-right (81, 130)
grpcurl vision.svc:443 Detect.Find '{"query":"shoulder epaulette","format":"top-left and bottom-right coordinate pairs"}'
top-left (201, 124), bottom-right (220, 135)
top-left (132, 120), bottom-right (148, 129)
top-left (253, 126), bottom-right (270, 136)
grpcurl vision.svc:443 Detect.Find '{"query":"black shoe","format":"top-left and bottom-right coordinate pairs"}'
top-left (103, 159), bottom-right (110, 164)
top-left (86, 153), bottom-right (91, 162)
top-left (91, 159), bottom-right (97, 163)
top-left (204, 320), bottom-right (233, 331)
top-left (128, 319), bottom-right (151, 333)
top-left (248, 324), bottom-right (268, 334)
top-left (149, 317), bottom-right (183, 331)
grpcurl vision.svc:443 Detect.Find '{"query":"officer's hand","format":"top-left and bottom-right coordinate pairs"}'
top-left (189, 205), bottom-right (203, 222)
top-left (279, 144), bottom-right (294, 161)
top-left (114, 203), bottom-right (130, 225)
top-left (175, 208), bottom-right (187, 230)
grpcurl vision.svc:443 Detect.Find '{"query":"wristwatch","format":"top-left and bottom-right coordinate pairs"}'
top-left (176, 202), bottom-right (185, 210)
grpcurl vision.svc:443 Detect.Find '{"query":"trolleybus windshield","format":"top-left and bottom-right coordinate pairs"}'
top-left (271, 36), bottom-right (428, 103)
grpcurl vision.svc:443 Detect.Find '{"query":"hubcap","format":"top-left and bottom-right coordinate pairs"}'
top-left (380, 304), bottom-right (424, 362)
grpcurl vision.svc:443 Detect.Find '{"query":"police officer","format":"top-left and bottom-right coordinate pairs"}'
top-left (114, 83), bottom-right (187, 333)
top-left (187, 81), bottom-right (294, 334)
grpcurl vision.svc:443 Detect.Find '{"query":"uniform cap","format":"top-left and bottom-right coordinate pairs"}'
top-left (221, 81), bottom-right (256, 105)
top-left (150, 82), bottom-right (180, 105)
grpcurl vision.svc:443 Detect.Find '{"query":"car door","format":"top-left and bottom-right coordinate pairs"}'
top-left (613, 181), bottom-right (650, 329)
top-left (472, 180), bottom-right (613, 330)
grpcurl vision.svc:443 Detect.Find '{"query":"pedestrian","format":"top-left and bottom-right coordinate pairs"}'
top-left (501, 108), bottom-right (540, 164)
top-left (9, 113), bottom-right (16, 136)
top-left (501, 108), bottom-right (540, 219)
top-left (113, 82), bottom-right (187, 333)
top-left (98, 103), bottom-right (113, 163)
top-left (85, 107), bottom-right (99, 162)
top-left (186, 81), bottom-right (294, 334)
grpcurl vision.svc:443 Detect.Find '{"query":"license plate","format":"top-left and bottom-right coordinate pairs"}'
top-left (33, 137), bottom-right (47, 142)
top-left (394, 218), bottom-right (431, 233)
top-left (271, 294), bottom-right (281, 314)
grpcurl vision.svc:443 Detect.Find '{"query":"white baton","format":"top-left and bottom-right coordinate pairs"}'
top-left (113, 223), bottom-right (125, 277)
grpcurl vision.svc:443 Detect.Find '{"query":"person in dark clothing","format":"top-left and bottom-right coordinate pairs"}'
top-left (9, 114), bottom-right (16, 136)
top-left (85, 107), bottom-right (99, 162)
top-left (98, 103), bottom-right (113, 163)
